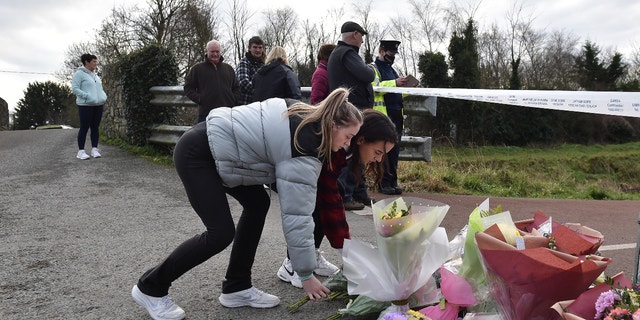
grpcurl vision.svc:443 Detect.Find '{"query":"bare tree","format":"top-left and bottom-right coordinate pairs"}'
top-left (96, 5), bottom-right (144, 63)
top-left (624, 43), bottom-right (640, 82)
top-left (225, 0), bottom-right (255, 64)
top-left (351, 0), bottom-right (377, 63)
top-left (173, 0), bottom-right (220, 77)
top-left (387, 15), bottom-right (418, 76)
top-left (300, 19), bottom-right (321, 67)
top-left (442, 0), bottom-right (481, 34)
top-left (56, 41), bottom-right (99, 83)
top-left (536, 30), bottom-right (580, 90)
top-left (477, 23), bottom-right (510, 88)
top-left (134, 0), bottom-right (218, 77)
top-left (407, 0), bottom-right (448, 53)
top-left (325, 6), bottom-right (346, 41)
top-left (258, 7), bottom-right (300, 61)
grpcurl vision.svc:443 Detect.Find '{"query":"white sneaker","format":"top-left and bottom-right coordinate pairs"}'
top-left (77, 150), bottom-right (90, 160)
top-left (314, 249), bottom-right (339, 276)
top-left (218, 286), bottom-right (280, 308)
top-left (91, 148), bottom-right (101, 158)
top-left (131, 285), bottom-right (185, 320)
top-left (276, 258), bottom-right (302, 288)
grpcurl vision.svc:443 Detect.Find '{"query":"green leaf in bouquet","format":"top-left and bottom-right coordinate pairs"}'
top-left (479, 204), bottom-right (503, 217)
top-left (381, 199), bottom-right (413, 220)
top-left (337, 295), bottom-right (391, 317)
top-left (324, 269), bottom-right (348, 292)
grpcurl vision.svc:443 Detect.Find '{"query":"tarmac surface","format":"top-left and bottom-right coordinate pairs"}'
top-left (1, 128), bottom-right (639, 320)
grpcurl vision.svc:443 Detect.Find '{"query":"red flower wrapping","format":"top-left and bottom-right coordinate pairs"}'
top-left (475, 230), bottom-right (610, 320)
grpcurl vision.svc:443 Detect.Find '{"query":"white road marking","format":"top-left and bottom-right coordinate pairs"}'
top-left (599, 243), bottom-right (637, 251)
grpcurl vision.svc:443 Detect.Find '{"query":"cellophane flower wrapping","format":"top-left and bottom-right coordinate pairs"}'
top-left (551, 273), bottom-right (634, 320)
top-left (342, 197), bottom-right (450, 304)
top-left (515, 211), bottom-right (604, 256)
top-left (419, 265), bottom-right (478, 320)
top-left (459, 198), bottom-right (518, 305)
top-left (475, 231), bottom-right (610, 320)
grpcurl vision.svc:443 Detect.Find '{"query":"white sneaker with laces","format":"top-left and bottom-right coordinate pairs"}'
top-left (91, 147), bottom-right (101, 158)
top-left (131, 285), bottom-right (185, 320)
top-left (218, 286), bottom-right (280, 308)
top-left (77, 150), bottom-right (90, 160)
top-left (276, 258), bottom-right (302, 288)
top-left (314, 249), bottom-right (339, 276)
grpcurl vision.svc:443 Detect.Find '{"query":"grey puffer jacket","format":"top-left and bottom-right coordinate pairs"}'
top-left (205, 98), bottom-right (322, 278)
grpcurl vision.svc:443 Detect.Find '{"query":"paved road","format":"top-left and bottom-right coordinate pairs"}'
top-left (1, 129), bottom-right (639, 320)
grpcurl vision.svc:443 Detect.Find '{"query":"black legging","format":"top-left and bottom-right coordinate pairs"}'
top-left (137, 122), bottom-right (271, 296)
top-left (77, 105), bottom-right (103, 149)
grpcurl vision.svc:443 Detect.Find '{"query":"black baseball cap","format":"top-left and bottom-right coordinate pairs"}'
top-left (341, 21), bottom-right (368, 35)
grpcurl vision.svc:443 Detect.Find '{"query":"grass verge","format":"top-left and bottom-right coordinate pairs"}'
top-left (106, 135), bottom-right (640, 200)
top-left (398, 142), bottom-right (640, 200)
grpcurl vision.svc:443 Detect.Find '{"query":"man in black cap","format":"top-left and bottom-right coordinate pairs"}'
top-left (328, 21), bottom-right (374, 110)
top-left (328, 21), bottom-right (376, 211)
top-left (371, 40), bottom-right (409, 195)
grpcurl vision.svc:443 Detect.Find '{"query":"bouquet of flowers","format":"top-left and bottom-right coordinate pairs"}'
top-left (459, 198), bottom-right (517, 301)
top-left (552, 273), bottom-right (639, 320)
top-left (342, 197), bottom-right (450, 319)
top-left (475, 229), bottom-right (610, 319)
top-left (515, 211), bottom-right (604, 256)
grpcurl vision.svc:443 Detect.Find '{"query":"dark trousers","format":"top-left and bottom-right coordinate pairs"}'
top-left (338, 162), bottom-right (368, 203)
top-left (380, 108), bottom-right (403, 188)
top-left (137, 122), bottom-right (270, 297)
top-left (77, 105), bottom-right (103, 149)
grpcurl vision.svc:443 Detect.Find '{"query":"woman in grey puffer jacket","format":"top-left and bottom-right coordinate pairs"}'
top-left (132, 88), bottom-right (363, 320)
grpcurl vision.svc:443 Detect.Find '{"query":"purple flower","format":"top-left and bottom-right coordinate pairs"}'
top-left (383, 311), bottom-right (407, 320)
top-left (595, 290), bottom-right (621, 319)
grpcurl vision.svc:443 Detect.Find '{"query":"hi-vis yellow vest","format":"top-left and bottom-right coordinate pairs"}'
top-left (370, 63), bottom-right (396, 115)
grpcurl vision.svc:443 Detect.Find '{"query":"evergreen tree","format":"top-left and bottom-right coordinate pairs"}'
top-left (13, 81), bottom-right (74, 130)
top-left (574, 41), bottom-right (627, 91)
top-left (447, 19), bottom-right (482, 145)
top-left (416, 51), bottom-right (451, 138)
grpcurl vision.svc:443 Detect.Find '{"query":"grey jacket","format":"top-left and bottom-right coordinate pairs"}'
top-left (205, 98), bottom-right (322, 278)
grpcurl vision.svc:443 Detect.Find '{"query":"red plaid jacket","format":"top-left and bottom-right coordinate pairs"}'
top-left (316, 149), bottom-right (350, 248)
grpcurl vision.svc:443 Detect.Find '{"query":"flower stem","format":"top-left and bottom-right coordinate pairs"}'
top-left (287, 296), bottom-right (310, 313)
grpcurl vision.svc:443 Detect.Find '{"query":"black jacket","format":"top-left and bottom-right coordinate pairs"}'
top-left (327, 41), bottom-right (375, 109)
top-left (184, 56), bottom-right (240, 116)
top-left (252, 61), bottom-right (302, 102)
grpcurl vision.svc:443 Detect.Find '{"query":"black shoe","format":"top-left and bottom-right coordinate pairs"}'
top-left (393, 186), bottom-right (403, 194)
top-left (343, 200), bottom-right (365, 211)
top-left (378, 186), bottom-right (397, 195)
top-left (354, 196), bottom-right (375, 206)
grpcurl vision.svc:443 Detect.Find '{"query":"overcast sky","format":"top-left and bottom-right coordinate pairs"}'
top-left (1, 0), bottom-right (638, 116)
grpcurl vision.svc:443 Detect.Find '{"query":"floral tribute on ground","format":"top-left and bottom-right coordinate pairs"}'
top-left (342, 197), bottom-right (450, 319)
top-left (287, 197), bottom-right (633, 320)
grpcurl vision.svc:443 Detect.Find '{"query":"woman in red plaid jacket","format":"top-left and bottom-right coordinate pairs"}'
top-left (277, 108), bottom-right (398, 287)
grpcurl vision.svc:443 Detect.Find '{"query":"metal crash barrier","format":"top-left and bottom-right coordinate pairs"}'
top-left (148, 86), bottom-right (437, 162)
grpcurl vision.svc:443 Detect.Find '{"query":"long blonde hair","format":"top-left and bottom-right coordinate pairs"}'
top-left (265, 46), bottom-right (289, 65)
top-left (287, 88), bottom-right (363, 167)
